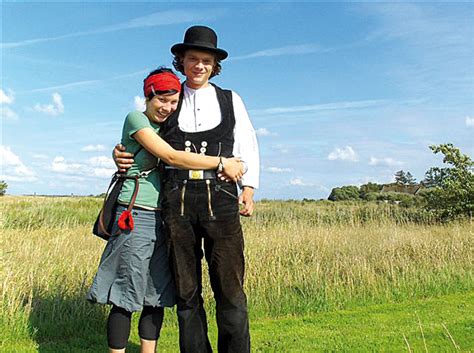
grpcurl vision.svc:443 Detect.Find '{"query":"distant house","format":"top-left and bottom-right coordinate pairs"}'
top-left (381, 183), bottom-right (424, 195)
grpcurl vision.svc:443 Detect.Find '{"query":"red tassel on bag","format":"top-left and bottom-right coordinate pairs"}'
top-left (118, 210), bottom-right (134, 231)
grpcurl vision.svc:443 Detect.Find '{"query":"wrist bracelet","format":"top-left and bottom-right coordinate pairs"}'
top-left (241, 161), bottom-right (248, 174)
top-left (217, 157), bottom-right (224, 173)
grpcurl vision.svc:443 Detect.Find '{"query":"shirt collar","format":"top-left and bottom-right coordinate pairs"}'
top-left (184, 82), bottom-right (214, 96)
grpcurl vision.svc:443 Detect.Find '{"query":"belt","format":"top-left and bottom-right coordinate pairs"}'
top-left (165, 169), bottom-right (217, 180)
top-left (117, 201), bottom-right (161, 211)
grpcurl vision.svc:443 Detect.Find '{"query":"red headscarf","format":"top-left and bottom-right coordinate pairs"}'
top-left (143, 72), bottom-right (181, 97)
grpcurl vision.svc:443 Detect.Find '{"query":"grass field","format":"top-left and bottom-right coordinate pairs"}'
top-left (1, 196), bottom-right (473, 352)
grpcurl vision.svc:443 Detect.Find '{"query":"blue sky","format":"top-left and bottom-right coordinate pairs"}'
top-left (1, 1), bottom-right (473, 199)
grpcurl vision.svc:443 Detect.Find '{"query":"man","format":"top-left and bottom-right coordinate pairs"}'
top-left (114, 26), bottom-right (259, 352)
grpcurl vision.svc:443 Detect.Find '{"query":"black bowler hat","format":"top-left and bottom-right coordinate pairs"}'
top-left (171, 25), bottom-right (228, 60)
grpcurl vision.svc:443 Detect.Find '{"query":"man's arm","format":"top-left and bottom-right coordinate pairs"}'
top-left (239, 186), bottom-right (255, 217)
top-left (231, 92), bottom-right (260, 216)
top-left (113, 144), bottom-right (134, 172)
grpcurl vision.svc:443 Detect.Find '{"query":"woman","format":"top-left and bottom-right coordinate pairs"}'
top-left (87, 68), bottom-right (243, 353)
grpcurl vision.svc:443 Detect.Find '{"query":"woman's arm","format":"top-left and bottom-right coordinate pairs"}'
top-left (133, 127), bottom-right (243, 181)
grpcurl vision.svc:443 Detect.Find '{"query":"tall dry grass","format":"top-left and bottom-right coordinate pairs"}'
top-left (0, 196), bottom-right (472, 346)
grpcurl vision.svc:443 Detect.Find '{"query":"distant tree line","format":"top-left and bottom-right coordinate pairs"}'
top-left (0, 181), bottom-right (7, 196)
top-left (328, 144), bottom-right (474, 221)
top-left (328, 181), bottom-right (422, 207)
top-left (422, 144), bottom-right (474, 220)
top-left (394, 170), bottom-right (417, 185)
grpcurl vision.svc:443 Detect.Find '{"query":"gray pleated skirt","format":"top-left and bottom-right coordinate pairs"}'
top-left (87, 205), bottom-right (176, 312)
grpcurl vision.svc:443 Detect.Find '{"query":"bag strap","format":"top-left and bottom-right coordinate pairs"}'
top-left (97, 158), bottom-right (154, 237)
top-left (126, 175), bottom-right (140, 212)
top-left (125, 162), bottom-right (157, 211)
top-left (98, 173), bottom-right (122, 237)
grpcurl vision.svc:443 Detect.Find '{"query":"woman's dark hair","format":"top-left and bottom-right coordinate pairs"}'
top-left (144, 67), bottom-right (179, 100)
top-left (172, 51), bottom-right (222, 79)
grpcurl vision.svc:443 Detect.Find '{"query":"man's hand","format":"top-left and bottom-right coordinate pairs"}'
top-left (239, 186), bottom-right (255, 217)
top-left (113, 144), bottom-right (134, 172)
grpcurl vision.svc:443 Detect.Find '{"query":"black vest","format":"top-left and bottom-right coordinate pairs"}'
top-left (160, 83), bottom-right (235, 160)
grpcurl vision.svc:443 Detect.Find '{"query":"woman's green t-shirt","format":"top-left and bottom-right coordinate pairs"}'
top-left (117, 111), bottom-right (162, 209)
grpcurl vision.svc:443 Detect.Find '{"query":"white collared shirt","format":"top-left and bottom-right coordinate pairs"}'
top-left (178, 84), bottom-right (260, 189)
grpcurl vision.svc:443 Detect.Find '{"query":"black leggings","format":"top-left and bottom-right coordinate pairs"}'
top-left (107, 305), bottom-right (165, 350)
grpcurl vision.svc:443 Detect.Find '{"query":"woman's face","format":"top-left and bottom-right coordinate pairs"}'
top-left (145, 92), bottom-right (180, 123)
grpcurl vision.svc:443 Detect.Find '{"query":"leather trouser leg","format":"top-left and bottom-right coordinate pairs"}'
top-left (162, 179), bottom-right (250, 353)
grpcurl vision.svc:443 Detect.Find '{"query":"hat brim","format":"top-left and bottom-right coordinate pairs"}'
top-left (171, 43), bottom-right (228, 61)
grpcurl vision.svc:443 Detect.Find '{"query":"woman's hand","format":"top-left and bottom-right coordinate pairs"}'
top-left (220, 158), bottom-right (244, 182)
top-left (113, 144), bottom-right (134, 172)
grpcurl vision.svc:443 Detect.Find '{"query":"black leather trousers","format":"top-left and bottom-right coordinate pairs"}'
top-left (161, 178), bottom-right (250, 353)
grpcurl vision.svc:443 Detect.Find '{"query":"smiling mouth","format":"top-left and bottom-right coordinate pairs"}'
top-left (156, 112), bottom-right (168, 119)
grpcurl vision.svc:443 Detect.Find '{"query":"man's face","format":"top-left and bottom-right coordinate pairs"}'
top-left (182, 49), bottom-right (216, 89)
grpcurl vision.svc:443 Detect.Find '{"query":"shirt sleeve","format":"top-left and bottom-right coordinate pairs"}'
top-left (122, 111), bottom-right (153, 141)
top-left (231, 92), bottom-right (260, 189)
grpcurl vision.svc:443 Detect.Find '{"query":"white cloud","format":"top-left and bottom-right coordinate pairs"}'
top-left (358, 175), bottom-right (393, 186)
top-left (25, 69), bottom-right (149, 94)
top-left (92, 168), bottom-right (116, 178)
top-left (290, 178), bottom-right (306, 186)
top-left (50, 155), bottom-right (115, 179)
top-left (465, 116), bottom-right (474, 128)
top-left (255, 127), bottom-right (278, 137)
top-left (82, 144), bottom-right (106, 152)
top-left (267, 167), bottom-right (292, 173)
top-left (1, 89), bottom-right (18, 121)
top-left (27, 79), bottom-right (102, 93)
top-left (359, 3), bottom-right (473, 97)
top-left (52, 174), bottom-right (87, 183)
top-left (0, 89), bottom-right (14, 104)
top-left (327, 146), bottom-right (358, 162)
top-left (88, 156), bottom-right (115, 169)
top-left (99, 10), bottom-right (223, 32)
top-left (34, 93), bottom-right (64, 116)
top-left (51, 156), bottom-right (83, 174)
top-left (1, 106), bottom-right (19, 121)
top-left (250, 99), bottom-right (389, 116)
top-left (32, 154), bottom-right (49, 159)
top-left (288, 177), bottom-right (328, 192)
top-left (369, 157), bottom-right (403, 167)
top-left (134, 96), bottom-right (146, 112)
top-left (232, 44), bottom-right (322, 61)
top-left (0, 145), bottom-right (37, 182)
top-left (2, 10), bottom-right (225, 49)
top-left (273, 144), bottom-right (290, 154)
top-left (1, 145), bottom-right (22, 165)
top-left (290, 178), bottom-right (317, 186)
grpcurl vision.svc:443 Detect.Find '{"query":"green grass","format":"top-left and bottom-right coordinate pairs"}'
top-left (247, 292), bottom-right (473, 352)
top-left (1, 292), bottom-right (472, 352)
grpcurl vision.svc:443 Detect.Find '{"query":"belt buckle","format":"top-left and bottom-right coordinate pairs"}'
top-left (189, 170), bottom-right (204, 180)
